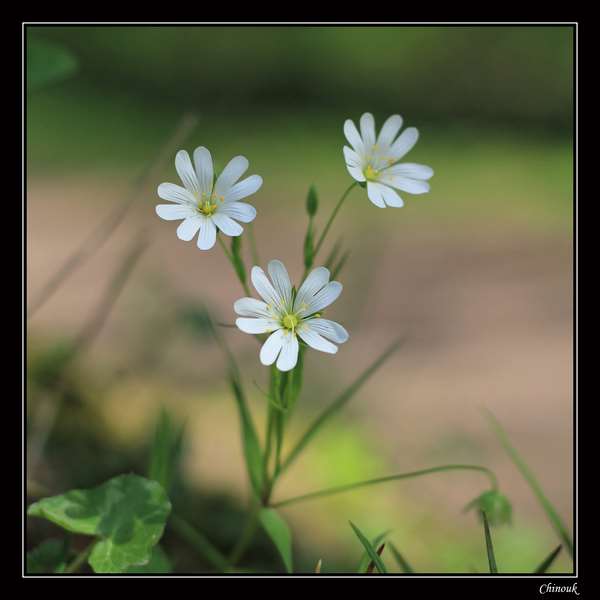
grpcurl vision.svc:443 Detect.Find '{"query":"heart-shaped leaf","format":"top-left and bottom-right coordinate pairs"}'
top-left (27, 474), bottom-right (171, 573)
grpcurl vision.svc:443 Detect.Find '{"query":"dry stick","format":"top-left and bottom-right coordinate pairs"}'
top-left (27, 113), bottom-right (198, 319)
top-left (27, 234), bottom-right (149, 474)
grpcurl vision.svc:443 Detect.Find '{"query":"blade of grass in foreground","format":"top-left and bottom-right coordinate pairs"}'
top-left (281, 338), bottom-right (404, 473)
top-left (388, 542), bottom-right (415, 573)
top-left (481, 511), bottom-right (498, 573)
top-left (485, 410), bottom-right (573, 558)
top-left (349, 522), bottom-right (387, 574)
top-left (534, 545), bottom-right (562, 574)
top-left (357, 530), bottom-right (391, 573)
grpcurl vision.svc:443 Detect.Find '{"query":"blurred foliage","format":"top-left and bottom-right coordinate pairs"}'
top-left (29, 26), bottom-right (572, 129)
top-left (27, 37), bottom-right (78, 93)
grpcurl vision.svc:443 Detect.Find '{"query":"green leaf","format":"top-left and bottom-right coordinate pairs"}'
top-left (124, 545), bottom-right (172, 573)
top-left (357, 530), bottom-right (391, 573)
top-left (349, 521), bottom-right (387, 574)
top-left (230, 374), bottom-right (264, 497)
top-left (259, 508), bottom-right (293, 573)
top-left (481, 511), bottom-right (498, 573)
top-left (486, 410), bottom-right (573, 557)
top-left (148, 408), bottom-right (184, 493)
top-left (388, 542), bottom-right (414, 573)
top-left (26, 539), bottom-right (69, 573)
top-left (27, 474), bottom-right (172, 573)
top-left (27, 38), bottom-right (78, 93)
top-left (282, 338), bottom-right (404, 472)
top-left (534, 545), bottom-right (562, 574)
top-left (230, 236), bottom-right (247, 286)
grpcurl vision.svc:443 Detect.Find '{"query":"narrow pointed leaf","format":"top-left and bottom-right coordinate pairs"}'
top-left (148, 408), bottom-right (184, 493)
top-left (366, 544), bottom-right (386, 574)
top-left (357, 529), bottom-right (391, 573)
top-left (486, 410), bottom-right (573, 557)
top-left (481, 511), bottom-right (498, 573)
top-left (349, 521), bottom-right (387, 574)
top-left (259, 508), bottom-right (293, 573)
top-left (389, 542), bottom-right (414, 573)
top-left (534, 545), bottom-right (562, 574)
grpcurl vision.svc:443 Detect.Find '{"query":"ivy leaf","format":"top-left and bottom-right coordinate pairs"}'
top-left (27, 474), bottom-right (171, 573)
top-left (26, 539), bottom-right (69, 573)
top-left (259, 508), bottom-right (293, 573)
top-left (124, 545), bottom-right (172, 574)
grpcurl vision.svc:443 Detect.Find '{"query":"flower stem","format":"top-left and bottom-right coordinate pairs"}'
top-left (270, 464), bottom-right (499, 509)
top-left (218, 235), bottom-right (252, 297)
top-left (312, 182), bottom-right (357, 261)
top-left (65, 543), bottom-right (93, 574)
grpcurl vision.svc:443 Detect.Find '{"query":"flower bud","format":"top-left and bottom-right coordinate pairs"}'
top-left (306, 185), bottom-right (318, 217)
top-left (466, 490), bottom-right (512, 526)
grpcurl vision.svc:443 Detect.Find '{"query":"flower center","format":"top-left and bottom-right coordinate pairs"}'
top-left (364, 164), bottom-right (379, 181)
top-left (282, 313), bottom-right (299, 332)
top-left (197, 192), bottom-right (218, 216)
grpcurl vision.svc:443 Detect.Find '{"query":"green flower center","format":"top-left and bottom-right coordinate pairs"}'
top-left (364, 164), bottom-right (379, 181)
top-left (282, 313), bottom-right (299, 331)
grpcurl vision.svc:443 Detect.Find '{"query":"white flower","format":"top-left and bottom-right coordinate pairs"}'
top-left (234, 260), bottom-right (349, 372)
top-left (156, 147), bottom-right (262, 250)
top-left (343, 112), bottom-right (434, 208)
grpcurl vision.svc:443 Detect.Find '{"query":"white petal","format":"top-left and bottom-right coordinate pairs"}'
top-left (366, 181), bottom-right (387, 208)
top-left (298, 324), bottom-right (338, 354)
top-left (260, 329), bottom-right (285, 366)
top-left (379, 184), bottom-right (405, 207)
top-left (176, 216), bottom-right (202, 241)
top-left (307, 318), bottom-right (349, 343)
top-left (225, 175), bottom-right (263, 202)
top-left (382, 163), bottom-right (433, 181)
top-left (268, 260), bottom-right (293, 308)
top-left (219, 202), bottom-right (257, 223)
top-left (155, 204), bottom-right (196, 221)
top-left (388, 127), bottom-right (419, 161)
top-left (377, 114), bottom-right (403, 147)
top-left (379, 174), bottom-right (430, 195)
top-left (236, 317), bottom-right (279, 334)
top-left (251, 266), bottom-right (283, 308)
top-left (197, 217), bottom-right (217, 250)
top-left (157, 182), bottom-right (197, 206)
top-left (346, 165), bottom-right (366, 182)
top-left (175, 150), bottom-right (200, 194)
top-left (294, 266), bottom-right (330, 313)
top-left (343, 146), bottom-right (363, 168)
top-left (193, 147), bottom-right (214, 196)
top-left (304, 281), bottom-right (343, 314)
top-left (343, 119), bottom-right (364, 155)
top-left (234, 297), bottom-right (272, 318)
top-left (276, 332), bottom-right (299, 371)
top-left (359, 112), bottom-right (376, 149)
top-left (212, 212), bottom-right (243, 236)
top-left (214, 155), bottom-right (249, 197)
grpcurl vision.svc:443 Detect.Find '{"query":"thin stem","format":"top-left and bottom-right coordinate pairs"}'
top-left (170, 514), bottom-right (229, 572)
top-left (313, 182), bottom-right (357, 259)
top-left (270, 464), bottom-right (499, 509)
top-left (27, 113), bottom-right (198, 319)
top-left (247, 222), bottom-right (260, 266)
top-left (218, 235), bottom-right (252, 297)
top-left (65, 543), bottom-right (93, 574)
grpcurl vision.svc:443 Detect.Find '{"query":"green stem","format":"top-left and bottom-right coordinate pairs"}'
top-left (270, 464), bottom-right (499, 509)
top-left (218, 235), bottom-right (252, 297)
top-left (170, 514), bottom-right (229, 572)
top-left (247, 222), bottom-right (260, 266)
top-left (312, 182), bottom-right (357, 260)
top-left (228, 504), bottom-right (260, 567)
top-left (65, 543), bottom-right (93, 574)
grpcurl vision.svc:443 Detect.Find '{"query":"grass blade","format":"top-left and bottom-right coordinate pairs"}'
top-left (534, 545), bottom-right (562, 573)
top-left (259, 508), bottom-right (293, 573)
top-left (281, 338), bottom-right (404, 472)
top-left (486, 410), bottom-right (573, 557)
top-left (349, 521), bottom-right (387, 574)
top-left (148, 407), bottom-right (184, 493)
top-left (357, 530), bottom-right (391, 573)
top-left (481, 511), bottom-right (498, 573)
top-left (388, 542), bottom-right (415, 573)
top-left (366, 544), bottom-right (386, 574)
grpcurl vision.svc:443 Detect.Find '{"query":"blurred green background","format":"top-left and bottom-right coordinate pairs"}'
top-left (26, 25), bottom-right (574, 574)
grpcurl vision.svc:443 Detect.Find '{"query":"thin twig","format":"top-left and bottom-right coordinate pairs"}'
top-left (27, 113), bottom-right (198, 318)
